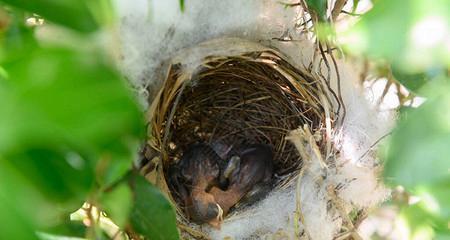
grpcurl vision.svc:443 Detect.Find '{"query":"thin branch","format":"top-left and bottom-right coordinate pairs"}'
top-left (331, 0), bottom-right (348, 21)
top-left (340, 10), bottom-right (363, 16)
top-left (358, 131), bottom-right (392, 161)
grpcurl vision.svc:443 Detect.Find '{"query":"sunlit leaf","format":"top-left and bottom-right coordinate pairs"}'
top-left (415, 182), bottom-right (450, 223)
top-left (343, 0), bottom-right (449, 70)
top-left (400, 195), bottom-right (450, 239)
top-left (129, 173), bottom-right (179, 240)
top-left (0, 0), bottom-right (98, 32)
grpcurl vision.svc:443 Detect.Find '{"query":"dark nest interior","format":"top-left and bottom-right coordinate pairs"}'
top-left (146, 49), bottom-right (330, 221)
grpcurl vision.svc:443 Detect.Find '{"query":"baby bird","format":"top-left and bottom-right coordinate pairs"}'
top-left (210, 144), bottom-right (273, 216)
top-left (177, 143), bottom-right (224, 227)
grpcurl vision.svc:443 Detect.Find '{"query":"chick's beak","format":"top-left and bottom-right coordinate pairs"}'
top-left (216, 203), bottom-right (224, 221)
top-left (207, 203), bottom-right (223, 229)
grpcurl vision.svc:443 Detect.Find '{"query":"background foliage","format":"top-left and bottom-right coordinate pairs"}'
top-left (346, 1), bottom-right (449, 239)
top-left (0, 0), bottom-right (448, 239)
top-left (0, 0), bottom-right (178, 239)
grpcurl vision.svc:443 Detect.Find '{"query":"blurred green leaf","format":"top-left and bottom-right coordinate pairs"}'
top-left (100, 182), bottom-right (132, 228)
top-left (38, 234), bottom-right (86, 240)
top-left (0, 40), bottom-right (143, 238)
top-left (0, 1), bottom-right (142, 239)
top-left (344, 0), bottom-right (450, 71)
top-left (391, 64), bottom-right (447, 94)
top-left (38, 231), bottom-right (110, 240)
top-left (0, 195), bottom-right (40, 240)
top-left (96, 141), bottom-right (139, 188)
top-left (0, 10), bottom-right (38, 62)
top-left (0, 46), bottom-right (143, 162)
top-left (2, 148), bottom-right (93, 206)
top-left (0, 0), bottom-right (98, 33)
top-left (84, 0), bottom-right (116, 28)
top-left (391, 66), bottom-right (428, 93)
top-left (306, 0), bottom-right (327, 21)
top-left (42, 220), bottom-right (87, 238)
top-left (129, 173), bottom-right (179, 240)
top-left (351, 0), bottom-right (360, 13)
top-left (400, 204), bottom-right (436, 240)
top-left (0, 45), bottom-right (143, 198)
top-left (346, 0), bottom-right (412, 61)
top-left (0, 151), bottom-right (86, 228)
top-left (179, 0), bottom-right (185, 12)
top-left (383, 80), bottom-right (450, 189)
top-left (400, 189), bottom-right (450, 239)
top-left (416, 182), bottom-right (450, 223)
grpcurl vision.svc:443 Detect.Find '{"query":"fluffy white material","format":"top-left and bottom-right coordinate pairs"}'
top-left (207, 186), bottom-right (297, 240)
top-left (114, 0), bottom-right (299, 107)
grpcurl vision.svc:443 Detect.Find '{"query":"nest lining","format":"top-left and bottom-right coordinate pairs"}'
top-left (145, 46), bottom-right (337, 225)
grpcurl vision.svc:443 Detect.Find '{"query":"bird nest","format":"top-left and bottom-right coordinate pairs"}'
top-left (141, 38), bottom-right (339, 239)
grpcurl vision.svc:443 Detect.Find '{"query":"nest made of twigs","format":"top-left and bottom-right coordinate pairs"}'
top-left (141, 38), bottom-right (338, 238)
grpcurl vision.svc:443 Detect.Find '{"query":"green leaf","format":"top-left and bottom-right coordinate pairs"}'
top-left (399, 189), bottom-right (450, 239)
top-left (305, 0), bottom-right (327, 21)
top-left (0, 0), bottom-right (98, 33)
top-left (350, 0), bottom-right (450, 68)
top-left (84, 0), bottom-right (116, 28)
top-left (42, 220), bottom-right (87, 238)
top-left (391, 65), bottom-right (446, 94)
top-left (415, 182), bottom-right (450, 224)
top-left (400, 204), bottom-right (437, 240)
top-left (0, 195), bottom-right (40, 240)
top-left (0, 10), bottom-right (38, 62)
top-left (391, 66), bottom-right (428, 93)
top-left (348, 0), bottom-right (412, 60)
top-left (129, 173), bottom-right (179, 240)
top-left (0, 46), bottom-right (143, 165)
top-left (96, 141), bottom-right (139, 188)
top-left (179, 0), bottom-right (185, 12)
top-left (344, 0), bottom-right (450, 70)
top-left (383, 81), bottom-right (450, 189)
top-left (1, 148), bottom-right (93, 206)
top-left (100, 182), bottom-right (132, 228)
top-left (0, 153), bottom-right (86, 228)
top-left (351, 0), bottom-right (360, 13)
top-left (0, 44), bottom-right (143, 237)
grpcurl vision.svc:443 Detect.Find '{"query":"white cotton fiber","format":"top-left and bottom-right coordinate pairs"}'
top-left (114, 0), bottom-right (300, 107)
top-left (207, 186), bottom-right (297, 240)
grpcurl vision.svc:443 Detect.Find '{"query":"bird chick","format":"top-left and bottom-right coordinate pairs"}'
top-left (210, 144), bottom-right (273, 216)
top-left (188, 188), bottom-right (223, 228)
top-left (177, 143), bottom-right (224, 226)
